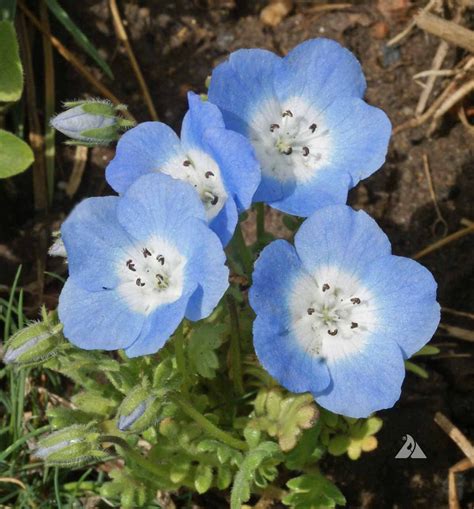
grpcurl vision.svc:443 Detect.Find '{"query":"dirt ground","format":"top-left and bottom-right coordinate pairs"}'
top-left (1, 1), bottom-right (473, 508)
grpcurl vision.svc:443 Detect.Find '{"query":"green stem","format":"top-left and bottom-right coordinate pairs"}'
top-left (256, 202), bottom-right (265, 241)
top-left (100, 435), bottom-right (169, 483)
top-left (174, 323), bottom-right (189, 392)
top-left (234, 224), bottom-right (253, 277)
top-left (168, 392), bottom-right (248, 451)
top-left (227, 295), bottom-right (244, 396)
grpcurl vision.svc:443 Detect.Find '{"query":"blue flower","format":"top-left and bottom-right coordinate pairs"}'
top-left (58, 173), bottom-right (229, 358)
top-left (106, 92), bottom-right (260, 246)
top-left (208, 38), bottom-right (392, 217)
top-left (249, 205), bottom-right (440, 417)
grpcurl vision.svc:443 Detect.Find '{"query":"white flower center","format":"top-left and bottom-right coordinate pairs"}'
top-left (116, 236), bottom-right (186, 315)
top-left (158, 149), bottom-right (228, 221)
top-left (249, 97), bottom-right (332, 183)
top-left (289, 266), bottom-right (377, 361)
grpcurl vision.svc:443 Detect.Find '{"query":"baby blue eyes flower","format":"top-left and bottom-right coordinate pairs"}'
top-left (105, 91), bottom-right (260, 246)
top-left (249, 205), bottom-right (440, 418)
top-left (208, 38), bottom-right (392, 217)
top-left (58, 173), bottom-right (229, 358)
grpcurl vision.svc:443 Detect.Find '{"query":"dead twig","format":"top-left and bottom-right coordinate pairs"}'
top-left (422, 153), bottom-right (448, 237)
top-left (434, 412), bottom-right (474, 464)
top-left (448, 458), bottom-right (472, 509)
top-left (415, 12), bottom-right (474, 53)
top-left (108, 0), bottom-right (158, 120)
top-left (442, 307), bottom-right (474, 320)
top-left (65, 146), bottom-right (89, 198)
top-left (387, 0), bottom-right (439, 47)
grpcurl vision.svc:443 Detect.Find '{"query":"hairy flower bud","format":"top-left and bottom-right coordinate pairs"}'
top-left (3, 318), bottom-right (63, 367)
top-left (50, 99), bottom-right (135, 146)
top-left (116, 384), bottom-right (161, 433)
top-left (35, 425), bottom-right (107, 467)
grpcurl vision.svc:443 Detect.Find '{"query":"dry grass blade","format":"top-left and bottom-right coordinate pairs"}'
top-left (434, 412), bottom-right (474, 463)
top-left (65, 145), bottom-right (88, 198)
top-left (442, 307), bottom-right (474, 320)
top-left (17, 0), bottom-right (135, 122)
top-left (415, 12), bottom-right (474, 53)
top-left (0, 477), bottom-right (27, 489)
top-left (422, 153), bottom-right (448, 237)
top-left (413, 222), bottom-right (474, 259)
top-left (109, 0), bottom-right (158, 120)
top-left (438, 323), bottom-right (474, 343)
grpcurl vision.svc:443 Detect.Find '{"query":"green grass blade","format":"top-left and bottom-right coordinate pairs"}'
top-left (45, 0), bottom-right (114, 79)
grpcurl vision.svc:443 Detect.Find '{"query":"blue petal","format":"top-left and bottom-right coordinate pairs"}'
top-left (249, 239), bottom-right (302, 319)
top-left (58, 278), bottom-right (144, 351)
top-left (208, 49), bottom-right (282, 133)
top-left (253, 316), bottom-right (331, 394)
top-left (275, 38), bottom-right (366, 108)
top-left (318, 96), bottom-right (392, 185)
top-left (203, 127), bottom-right (261, 212)
top-left (360, 256), bottom-right (440, 358)
top-left (117, 173), bottom-right (206, 245)
top-left (181, 92), bottom-right (225, 151)
top-left (184, 220), bottom-right (229, 321)
top-left (106, 122), bottom-right (184, 193)
top-left (125, 296), bottom-right (190, 357)
top-left (209, 196), bottom-right (238, 247)
top-left (316, 333), bottom-right (405, 417)
top-left (294, 205), bottom-right (392, 276)
top-left (269, 169), bottom-right (351, 217)
top-left (61, 196), bottom-right (134, 291)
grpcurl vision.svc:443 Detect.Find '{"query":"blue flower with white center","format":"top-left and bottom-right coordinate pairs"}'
top-left (249, 205), bottom-right (440, 417)
top-left (58, 173), bottom-right (229, 358)
top-left (208, 38), bottom-right (392, 217)
top-left (106, 91), bottom-right (260, 246)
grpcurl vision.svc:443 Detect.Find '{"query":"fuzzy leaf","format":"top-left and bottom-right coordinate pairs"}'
top-left (0, 130), bottom-right (34, 179)
top-left (0, 21), bottom-right (23, 102)
top-left (231, 441), bottom-right (281, 509)
top-left (405, 360), bottom-right (429, 379)
top-left (283, 473), bottom-right (346, 508)
top-left (188, 323), bottom-right (226, 378)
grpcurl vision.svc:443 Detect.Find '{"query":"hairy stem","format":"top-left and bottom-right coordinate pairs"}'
top-left (227, 295), bottom-right (244, 396)
top-left (168, 392), bottom-right (248, 451)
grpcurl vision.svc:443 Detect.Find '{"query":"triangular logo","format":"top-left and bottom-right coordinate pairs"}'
top-left (395, 434), bottom-right (427, 459)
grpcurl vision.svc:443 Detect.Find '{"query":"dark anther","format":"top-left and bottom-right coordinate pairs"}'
top-left (210, 194), bottom-right (219, 206)
top-left (183, 160), bottom-right (191, 167)
top-left (270, 123), bottom-right (280, 132)
top-left (143, 248), bottom-right (152, 258)
top-left (126, 260), bottom-right (136, 271)
top-left (282, 110), bottom-right (293, 117)
top-left (156, 274), bottom-right (164, 283)
top-left (283, 147), bottom-right (293, 155)
top-left (351, 322), bottom-right (359, 329)
top-left (327, 329), bottom-right (338, 336)
top-left (157, 255), bottom-right (165, 265)
top-left (136, 278), bottom-right (145, 287)
top-left (307, 307), bottom-right (315, 315)
top-left (205, 171), bottom-right (215, 178)
top-left (309, 123), bottom-right (317, 133)
top-left (322, 283), bottom-right (330, 292)
top-left (350, 297), bottom-right (361, 305)
top-left (302, 146), bottom-right (310, 157)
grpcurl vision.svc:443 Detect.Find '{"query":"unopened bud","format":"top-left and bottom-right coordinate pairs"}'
top-left (116, 384), bottom-right (160, 433)
top-left (35, 425), bottom-right (106, 467)
top-left (3, 319), bottom-right (63, 367)
top-left (50, 99), bottom-right (135, 146)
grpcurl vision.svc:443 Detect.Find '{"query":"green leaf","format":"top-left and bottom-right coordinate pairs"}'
top-left (0, 21), bottom-right (23, 102)
top-left (0, 129), bottom-right (34, 178)
top-left (188, 322), bottom-right (226, 378)
top-left (194, 464), bottom-right (213, 494)
top-left (283, 473), bottom-right (346, 509)
top-left (405, 360), bottom-right (429, 379)
top-left (45, 0), bottom-right (114, 79)
top-left (231, 441), bottom-right (281, 509)
top-left (413, 344), bottom-right (440, 356)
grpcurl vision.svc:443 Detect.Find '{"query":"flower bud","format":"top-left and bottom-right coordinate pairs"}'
top-left (3, 319), bottom-right (63, 367)
top-left (116, 384), bottom-right (161, 433)
top-left (50, 99), bottom-right (135, 146)
top-left (35, 425), bottom-right (107, 467)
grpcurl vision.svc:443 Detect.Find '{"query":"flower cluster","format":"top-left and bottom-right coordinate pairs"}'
top-left (56, 38), bottom-right (439, 417)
